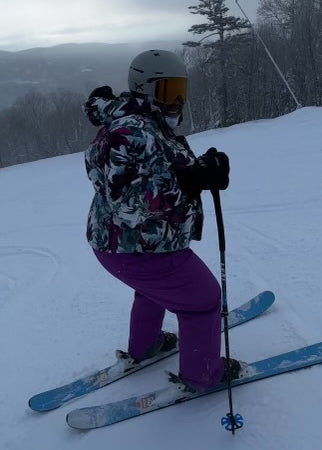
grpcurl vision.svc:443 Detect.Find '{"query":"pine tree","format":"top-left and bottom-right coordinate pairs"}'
top-left (185, 0), bottom-right (250, 126)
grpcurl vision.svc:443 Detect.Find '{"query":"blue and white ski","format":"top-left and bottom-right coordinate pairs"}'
top-left (66, 342), bottom-right (322, 430)
top-left (29, 291), bottom-right (274, 412)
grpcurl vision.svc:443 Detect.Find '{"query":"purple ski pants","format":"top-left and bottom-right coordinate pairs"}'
top-left (94, 248), bottom-right (224, 391)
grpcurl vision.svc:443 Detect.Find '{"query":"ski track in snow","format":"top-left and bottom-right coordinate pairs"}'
top-left (226, 214), bottom-right (317, 349)
top-left (0, 245), bottom-right (60, 303)
top-left (224, 196), bottom-right (321, 216)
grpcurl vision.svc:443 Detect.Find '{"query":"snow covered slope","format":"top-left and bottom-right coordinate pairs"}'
top-left (1, 107), bottom-right (322, 449)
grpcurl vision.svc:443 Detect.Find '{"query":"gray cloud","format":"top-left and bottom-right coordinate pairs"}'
top-left (0, 0), bottom-right (259, 51)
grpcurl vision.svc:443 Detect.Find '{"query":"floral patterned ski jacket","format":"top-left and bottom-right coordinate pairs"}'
top-left (84, 94), bottom-right (203, 253)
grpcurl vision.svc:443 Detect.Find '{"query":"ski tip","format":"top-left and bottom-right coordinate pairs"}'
top-left (66, 412), bottom-right (75, 428)
top-left (28, 396), bottom-right (60, 412)
top-left (255, 290), bottom-right (275, 308)
top-left (28, 397), bottom-right (42, 412)
top-left (66, 411), bottom-right (94, 431)
top-left (66, 413), bottom-right (74, 429)
top-left (267, 290), bottom-right (275, 298)
top-left (265, 290), bottom-right (275, 305)
top-left (259, 290), bottom-right (275, 301)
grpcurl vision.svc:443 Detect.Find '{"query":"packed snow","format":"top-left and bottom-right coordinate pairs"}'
top-left (1, 106), bottom-right (322, 449)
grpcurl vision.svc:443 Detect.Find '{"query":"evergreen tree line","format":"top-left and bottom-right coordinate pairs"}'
top-left (1, 0), bottom-right (321, 167)
top-left (183, 0), bottom-right (322, 131)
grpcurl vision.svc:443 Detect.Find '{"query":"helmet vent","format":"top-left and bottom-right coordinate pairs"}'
top-left (132, 67), bottom-right (144, 73)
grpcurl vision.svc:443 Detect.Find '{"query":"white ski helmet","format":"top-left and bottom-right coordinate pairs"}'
top-left (128, 50), bottom-right (188, 105)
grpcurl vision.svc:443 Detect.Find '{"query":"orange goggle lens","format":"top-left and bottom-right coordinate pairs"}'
top-left (154, 77), bottom-right (188, 105)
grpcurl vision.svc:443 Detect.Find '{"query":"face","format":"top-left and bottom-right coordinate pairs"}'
top-left (164, 99), bottom-right (184, 117)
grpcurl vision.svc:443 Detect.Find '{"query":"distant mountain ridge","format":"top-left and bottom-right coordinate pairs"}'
top-left (0, 41), bottom-right (182, 110)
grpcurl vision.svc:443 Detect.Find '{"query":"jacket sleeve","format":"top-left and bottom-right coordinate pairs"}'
top-left (83, 95), bottom-right (143, 127)
top-left (162, 135), bottom-right (197, 171)
top-left (83, 97), bottom-right (130, 127)
top-left (166, 135), bottom-right (203, 200)
top-left (105, 124), bottom-right (147, 204)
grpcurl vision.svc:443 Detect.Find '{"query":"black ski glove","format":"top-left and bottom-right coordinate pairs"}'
top-left (175, 147), bottom-right (230, 199)
top-left (175, 167), bottom-right (202, 200)
top-left (198, 147), bottom-right (230, 190)
top-left (88, 85), bottom-right (116, 101)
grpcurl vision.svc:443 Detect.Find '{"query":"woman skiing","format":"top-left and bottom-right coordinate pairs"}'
top-left (83, 49), bottom-right (241, 392)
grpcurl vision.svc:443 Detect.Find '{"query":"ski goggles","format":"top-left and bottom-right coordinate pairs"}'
top-left (153, 77), bottom-right (188, 105)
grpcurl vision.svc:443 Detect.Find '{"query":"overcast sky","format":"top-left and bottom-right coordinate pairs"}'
top-left (0, 0), bottom-right (260, 52)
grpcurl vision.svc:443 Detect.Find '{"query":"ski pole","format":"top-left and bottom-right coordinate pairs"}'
top-left (211, 189), bottom-right (244, 434)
